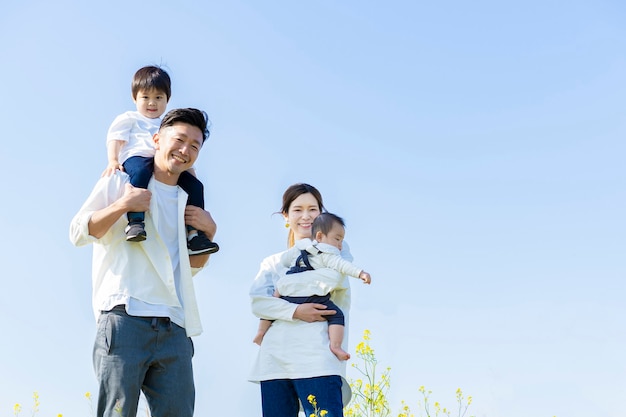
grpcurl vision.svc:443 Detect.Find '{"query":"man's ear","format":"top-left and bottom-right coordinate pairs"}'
top-left (153, 132), bottom-right (160, 149)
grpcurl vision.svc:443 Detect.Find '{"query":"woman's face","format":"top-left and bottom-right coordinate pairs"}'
top-left (284, 193), bottom-right (321, 241)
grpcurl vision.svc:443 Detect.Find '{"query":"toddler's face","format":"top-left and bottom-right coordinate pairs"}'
top-left (318, 223), bottom-right (345, 251)
top-left (134, 88), bottom-right (168, 119)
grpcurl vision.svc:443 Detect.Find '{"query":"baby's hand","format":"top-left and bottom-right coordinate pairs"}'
top-left (101, 161), bottom-right (124, 177)
top-left (359, 271), bottom-right (372, 285)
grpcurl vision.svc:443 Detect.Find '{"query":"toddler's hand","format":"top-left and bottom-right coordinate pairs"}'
top-left (101, 161), bottom-right (124, 177)
top-left (359, 271), bottom-right (372, 284)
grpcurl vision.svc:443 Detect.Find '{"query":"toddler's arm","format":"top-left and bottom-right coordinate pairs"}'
top-left (101, 140), bottom-right (125, 177)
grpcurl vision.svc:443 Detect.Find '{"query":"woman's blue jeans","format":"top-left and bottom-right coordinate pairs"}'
top-left (260, 375), bottom-right (344, 417)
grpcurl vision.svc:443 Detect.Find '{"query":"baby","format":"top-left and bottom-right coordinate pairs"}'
top-left (253, 212), bottom-right (371, 360)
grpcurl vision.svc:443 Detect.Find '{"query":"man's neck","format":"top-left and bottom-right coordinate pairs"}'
top-left (153, 168), bottom-right (180, 186)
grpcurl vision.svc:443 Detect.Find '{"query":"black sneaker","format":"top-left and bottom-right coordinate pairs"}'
top-left (125, 222), bottom-right (147, 242)
top-left (188, 233), bottom-right (220, 256)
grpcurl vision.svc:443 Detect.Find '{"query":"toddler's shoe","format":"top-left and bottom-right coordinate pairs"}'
top-left (188, 232), bottom-right (219, 256)
top-left (125, 222), bottom-right (147, 242)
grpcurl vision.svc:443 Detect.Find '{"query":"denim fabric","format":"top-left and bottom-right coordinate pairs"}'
top-left (280, 294), bottom-right (344, 326)
top-left (93, 307), bottom-right (195, 417)
top-left (285, 250), bottom-right (315, 274)
top-left (177, 170), bottom-right (204, 209)
top-left (260, 375), bottom-right (344, 417)
top-left (123, 156), bottom-right (205, 224)
top-left (123, 156), bottom-right (154, 223)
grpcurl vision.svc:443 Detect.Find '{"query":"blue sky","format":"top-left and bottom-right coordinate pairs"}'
top-left (0, 1), bottom-right (624, 416)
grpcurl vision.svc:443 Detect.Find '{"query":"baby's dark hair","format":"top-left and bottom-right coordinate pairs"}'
top-left (312, 212), bottom-right (345, 237)
top-left (131, 66), bottom-right (172, 100)
top-left (160, 108), bottom-right (211, 143)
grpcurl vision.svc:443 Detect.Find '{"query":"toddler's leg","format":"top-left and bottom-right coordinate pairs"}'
top-left (177, 171), bottom-right (220, 255)
top-left (122, 157), bottom-right (153, 242)
top-left (328, 324), bottom-right (350, 361)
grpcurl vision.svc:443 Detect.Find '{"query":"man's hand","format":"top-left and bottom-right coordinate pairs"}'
top-left (88, 184), bottom-right (151, 239)
top-left (293, 303), bottom-right (336, 323)
top-left (185, 206), bottom-right (217, 240)
top-left (120, 183), bottom-right (151, 213)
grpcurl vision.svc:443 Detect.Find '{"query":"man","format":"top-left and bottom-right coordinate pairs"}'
top-left (70, 108), bottom-right (216, 417)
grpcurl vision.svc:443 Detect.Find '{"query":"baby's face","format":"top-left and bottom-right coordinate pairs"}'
top-left (318, 222), bottom-right (345, 251)
top-left (134, 88), bottom-right (168, 119)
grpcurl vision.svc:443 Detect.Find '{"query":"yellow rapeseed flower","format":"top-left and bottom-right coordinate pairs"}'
top-left (32, 391), bottom-right (40, 413)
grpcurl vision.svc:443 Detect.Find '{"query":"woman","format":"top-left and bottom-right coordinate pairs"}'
top-left (249, 183), bottom-right (353, 417)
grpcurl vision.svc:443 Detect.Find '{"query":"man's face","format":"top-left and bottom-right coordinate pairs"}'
top-left (153, 122), bottom-right (203, 182)
top-left (134, 88), bottom-right (169, 119)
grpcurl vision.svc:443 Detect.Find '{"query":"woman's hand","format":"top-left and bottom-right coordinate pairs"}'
top-left (293, 303), bottom-right (336, 322)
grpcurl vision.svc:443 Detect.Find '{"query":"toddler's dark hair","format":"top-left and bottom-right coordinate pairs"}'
top-left (132, 66), bottom-right (172, 100)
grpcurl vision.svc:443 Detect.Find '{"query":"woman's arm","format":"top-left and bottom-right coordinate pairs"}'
top-left (250, 254), bottom-right (336, 322)
top-left (250, 255), bottom-right (297, 321)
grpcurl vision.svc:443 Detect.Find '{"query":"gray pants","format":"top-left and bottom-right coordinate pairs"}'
top-left (93, 306), bottom-right (195, 417)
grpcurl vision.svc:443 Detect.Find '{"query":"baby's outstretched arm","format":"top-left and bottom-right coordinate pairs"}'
top-left (101, 140), bottom-right (125, 177)
top-left (359, 271), bottom-right (372, 284)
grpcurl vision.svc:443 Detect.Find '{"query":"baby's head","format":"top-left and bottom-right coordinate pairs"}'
top-left (131, 66), bottom-right (171, 119)
top-left (312, 212), bottom-right (346, 251)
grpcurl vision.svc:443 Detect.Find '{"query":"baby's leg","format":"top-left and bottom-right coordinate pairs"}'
top-left (253, 319), bottom-right (273, 345)
top-left (328, 324), bottom-right (350, 360)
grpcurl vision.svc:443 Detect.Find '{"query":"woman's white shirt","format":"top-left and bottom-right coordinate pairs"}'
top-left (248, 242), bottom-right (353, 405)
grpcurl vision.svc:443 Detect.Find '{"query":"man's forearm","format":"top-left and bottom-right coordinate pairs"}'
top-left (88, 200), bottom-right (127, 238)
